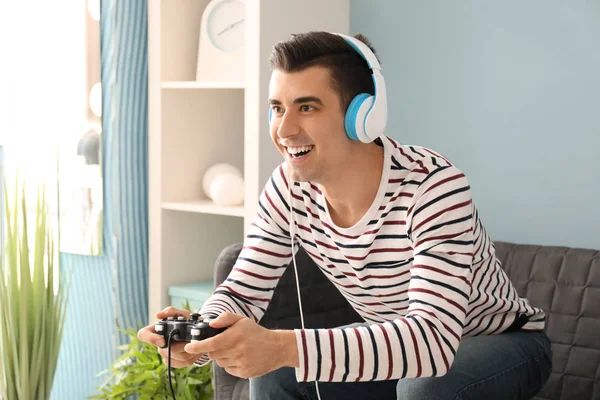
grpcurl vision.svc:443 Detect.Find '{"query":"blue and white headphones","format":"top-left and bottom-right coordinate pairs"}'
top-left (269, 32), bottom-right (388, 143)
top-left (336, 33), bottom-right (388, 143)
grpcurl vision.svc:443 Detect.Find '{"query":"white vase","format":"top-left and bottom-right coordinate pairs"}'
top-left (202, 163), bottom-right (242, 199)
top-left (210, 172), bottom-right (245, 206)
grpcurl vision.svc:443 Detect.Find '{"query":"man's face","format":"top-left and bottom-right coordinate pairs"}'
top-left (268, 66), bottom-right (350, 183)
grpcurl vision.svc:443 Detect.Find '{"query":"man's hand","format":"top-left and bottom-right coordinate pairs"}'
top-left (137, 306), bottom-right (205, 368)
top-left (184, 312), bottom-right (299, 378)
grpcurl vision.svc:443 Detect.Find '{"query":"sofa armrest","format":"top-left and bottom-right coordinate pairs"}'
top-left (211, 243), bottom-right (244, 400)
top-left (214, 243), bottom-right (243, 286)
top-left (213, 363), bottom-right (246, 400)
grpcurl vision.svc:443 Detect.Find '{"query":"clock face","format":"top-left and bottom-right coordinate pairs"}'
top-left (207, 0), bottom-right (246, 52)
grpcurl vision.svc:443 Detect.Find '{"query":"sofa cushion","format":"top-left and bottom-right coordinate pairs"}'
top-left (494, 241), bottom-right (600, 400)
top-left (214, 243), bottom-right (362, 330)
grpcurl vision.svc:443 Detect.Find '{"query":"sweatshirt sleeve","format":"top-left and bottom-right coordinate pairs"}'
top-left (195, 164), bottom-right (295, 367)
top-left (293, 165), bottom-right (475, 382)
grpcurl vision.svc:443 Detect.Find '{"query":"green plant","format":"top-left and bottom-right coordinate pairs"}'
top-left (90, 300), bottom-right (214, 400)
top-left (0, 180), bottom-right (70, 400)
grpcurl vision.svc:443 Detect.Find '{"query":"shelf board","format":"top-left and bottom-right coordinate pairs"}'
top-left (162, 200), bottom-right (245, 217)
top-left (161, 81), bottom-right (245, 89)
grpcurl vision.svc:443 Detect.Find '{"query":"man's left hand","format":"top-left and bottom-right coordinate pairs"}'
top-left (184, 312), bottom-right (298, 378)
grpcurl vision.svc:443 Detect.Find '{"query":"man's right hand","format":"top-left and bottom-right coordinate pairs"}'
top-left (137, 306), bottom-right (206, 368)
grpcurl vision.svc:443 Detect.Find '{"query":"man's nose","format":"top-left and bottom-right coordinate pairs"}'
top-left (275, 113), bottom-right (301, 139)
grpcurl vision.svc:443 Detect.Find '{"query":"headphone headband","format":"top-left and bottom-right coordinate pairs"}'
top-left (334, 33), bottom-right (382, 71)
top-left (334, 33), bottom-right (388, 143)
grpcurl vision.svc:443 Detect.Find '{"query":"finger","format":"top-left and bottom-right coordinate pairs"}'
top-left (137, 325), bottom-right (166, 348)
top-left (215, 357), bottom-right (236, 369)
top-left (209, 312), bottom-right (245, 329)
top-left (225, 366), bottom-right (246, 379)
top-left (158, 344), bottom-right (196, 359)
top-left (158, 348), bottom-right (188, 362)
top-left (208, 349), bottom-right (231, 360)
top-left (155, 306), bottom-right (191, 320)
top-left (164, 357), bottom-right (198, 368)
top-left (159, 347), bottom-right (199, 363)
top-left (185, 336), bottom-right (223, 354)
top-left (185, 340), bottom-right (212, 354)
top-left (159, 341), bottom-right (188, 354)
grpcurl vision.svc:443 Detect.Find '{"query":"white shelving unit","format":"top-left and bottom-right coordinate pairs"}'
top-left (162, 200), bottom-right (245, 217)
top-left (161, 81), bottom-right (245, 89)
top-left (148, 0), bottom-right (350, 320)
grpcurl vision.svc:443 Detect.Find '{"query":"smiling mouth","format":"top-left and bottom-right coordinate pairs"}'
top-left (286, 145), bottom-right (314, 159)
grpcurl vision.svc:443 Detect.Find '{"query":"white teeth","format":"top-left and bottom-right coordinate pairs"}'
top-left (286, 145), bottom-right (313, 155)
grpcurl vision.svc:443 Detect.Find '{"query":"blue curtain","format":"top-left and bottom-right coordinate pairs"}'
top-left (52, 1), bottom-right (148, 398)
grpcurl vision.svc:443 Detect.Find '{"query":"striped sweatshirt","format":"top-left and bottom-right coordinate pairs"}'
top-left (198, 135), bottom-right (545, 382)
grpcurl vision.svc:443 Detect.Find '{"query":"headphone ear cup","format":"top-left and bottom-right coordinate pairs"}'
top-left (345, 93), bottom-right (373, 142)
top-left (268, 108), bottom-right (273, 124)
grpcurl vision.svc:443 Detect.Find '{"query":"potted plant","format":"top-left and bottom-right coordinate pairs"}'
top-left (90, 300), bottom-right (214, 399)
top-left (0, 179), bottom-right (70, 400)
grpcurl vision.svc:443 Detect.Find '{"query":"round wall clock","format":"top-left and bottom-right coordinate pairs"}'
top-left (196, 0), bottom-right (246, 83)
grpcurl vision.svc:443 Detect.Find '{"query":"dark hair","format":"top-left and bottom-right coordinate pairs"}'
top-left (268, 31), bottom-right (380, 112)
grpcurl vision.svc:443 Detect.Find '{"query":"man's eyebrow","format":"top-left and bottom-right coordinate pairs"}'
top-left (294, 96), bottom-right (324, 105)
top-left (268, 96), bottom-right (324, 106)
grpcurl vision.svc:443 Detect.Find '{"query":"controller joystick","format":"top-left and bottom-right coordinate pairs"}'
top-left (155, 315), bottom-right (226, 348)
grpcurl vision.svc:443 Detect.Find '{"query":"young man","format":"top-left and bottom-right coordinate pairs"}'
top-left (139, 32), bottom-right (552, 399)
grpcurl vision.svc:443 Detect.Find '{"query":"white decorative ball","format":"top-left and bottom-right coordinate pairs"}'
top-left (210, 173), bottom-right (245, 206)
top-left (202, 163), bottom-right (242, 199)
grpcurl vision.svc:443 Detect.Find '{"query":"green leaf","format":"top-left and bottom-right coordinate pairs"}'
top-left (0, 176), bottom-right (70, 400)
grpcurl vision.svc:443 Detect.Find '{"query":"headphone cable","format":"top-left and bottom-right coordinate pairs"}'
top-left (167, 329), bottom-right (178, 400)
top-left (288, 177), bottom-right (323, 400)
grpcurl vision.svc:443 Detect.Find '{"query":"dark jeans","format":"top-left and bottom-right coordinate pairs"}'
top-left (250, 330), bottom-right (552, 400)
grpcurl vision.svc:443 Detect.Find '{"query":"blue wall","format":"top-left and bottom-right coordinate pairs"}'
top-left (351, 0), bottom-right (600, 250)
top-left (52, 1), bottom-right (149, 398)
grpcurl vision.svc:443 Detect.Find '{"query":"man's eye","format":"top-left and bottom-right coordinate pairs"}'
top-left (272, 106), bottom-right (282, 114)
top-left (300, 105), bottom-right (313, 112)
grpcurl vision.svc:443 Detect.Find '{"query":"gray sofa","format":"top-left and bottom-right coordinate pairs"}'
top-left (210, 241), bottom-right (600, 400)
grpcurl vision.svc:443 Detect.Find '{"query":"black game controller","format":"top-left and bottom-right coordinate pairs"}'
top-left (155, 313), bottom-right (226, 348)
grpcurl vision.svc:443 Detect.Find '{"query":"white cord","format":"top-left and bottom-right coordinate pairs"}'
top-left (288, 176), bottom-right (322, 400)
